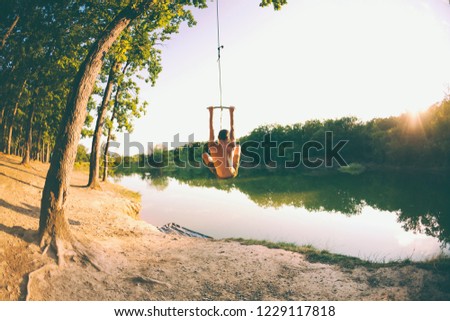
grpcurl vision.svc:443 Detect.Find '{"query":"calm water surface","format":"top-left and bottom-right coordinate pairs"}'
top-left (114, 169), bottom-right (450, 262)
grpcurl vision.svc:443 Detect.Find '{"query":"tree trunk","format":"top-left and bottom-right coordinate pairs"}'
top-left (102, 112), bottom-right (115, 182)
top-left (39, 4), bottom-right (145, 265)
top-left (0, 15), bottom-right (19, 50)
top-left (102, 61), bottom-right (130, 181)
top-left (42, 142), bottom-right (46, 162)
top-left (6, 123), bottom-right (13, 154)
top-left (41, 139), bottom-right (45, 163)
top-left (88, 60), bottom-right (120, 189)
top-left (1, 117), bottom-right (7, 153)
top-left (21, 106), bottom-right (34, 166)
top-left (36, 130), bottom-right (43, 162)
top-left (45, 142), bottom-right (51, 163)
top-left (0, 105), bottom-right (5, 128)
top-left (6, 80), bottom-right (26, 154)
top-left (1, 107), bottom-right (9, 152)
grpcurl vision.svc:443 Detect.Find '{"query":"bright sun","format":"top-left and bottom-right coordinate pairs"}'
top-left (406, 109), bottom-right (425, 132)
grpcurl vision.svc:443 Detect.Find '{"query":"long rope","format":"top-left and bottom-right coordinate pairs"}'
top-left (216, 0), bottom-right (224, 129)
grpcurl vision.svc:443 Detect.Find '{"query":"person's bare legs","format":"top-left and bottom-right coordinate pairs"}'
top-left (202, 152), bottom-right (216, 175)
top-left (232, 145), bottom-right (241, 177)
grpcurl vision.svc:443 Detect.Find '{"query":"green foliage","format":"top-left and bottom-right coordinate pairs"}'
top-left (240, 100), bottom-right (450, 170)
top-left (91, 0), bottom-right (214, 152)
top-left (75, 144), bottom-right (89, 162)
top-left (0, 0), bottom-right (122, 156)
top-left (259, 0), bottom-right (288, 10)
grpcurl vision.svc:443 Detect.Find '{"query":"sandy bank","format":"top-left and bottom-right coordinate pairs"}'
top-left (0, 153), bottom-right (449, 300)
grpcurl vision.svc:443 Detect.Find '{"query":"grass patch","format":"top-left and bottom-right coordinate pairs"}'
top-left (226, 238), bottom-right (450, 271)
top-left (74, 162), bottom-right (141, 203)
top-left (338, 162), bottom-right (366, 175)
top-left (226, 238), bottom-right (380, 269)
top-left (74, 161), bottom-right (90, 173)
top-left (415, 255), bottom-right (450, 273)
top-left (108, 183), bottom-right (141, 203)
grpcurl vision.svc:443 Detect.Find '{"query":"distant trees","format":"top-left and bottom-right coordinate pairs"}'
top-left (75, 145), bottom-right (89, 163)
top-left (240, 100), bottom-right (450, 170)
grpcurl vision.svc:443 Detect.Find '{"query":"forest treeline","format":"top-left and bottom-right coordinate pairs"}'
top-left (238, 99), bottom-right (450, 169)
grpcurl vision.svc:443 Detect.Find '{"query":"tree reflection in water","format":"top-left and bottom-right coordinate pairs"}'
top-left (114, 166), bottom-right (450, 247)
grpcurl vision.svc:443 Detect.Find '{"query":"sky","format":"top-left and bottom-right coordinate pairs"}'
top-left (85, 0), bottom-right (450, 154)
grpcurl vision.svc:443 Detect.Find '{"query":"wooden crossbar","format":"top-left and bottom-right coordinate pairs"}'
top-left (207, 106), bottom-right (235, 110)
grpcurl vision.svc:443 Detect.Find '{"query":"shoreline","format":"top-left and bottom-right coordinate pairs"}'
top-left (1, 153), bottom-right (449, 300)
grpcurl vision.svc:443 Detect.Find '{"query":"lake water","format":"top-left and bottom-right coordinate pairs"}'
top-left (114, 169), bottom-right (450, 262)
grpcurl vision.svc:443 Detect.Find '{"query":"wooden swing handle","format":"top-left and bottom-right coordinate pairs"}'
top-left (206, 106), bottom-right (235, 110)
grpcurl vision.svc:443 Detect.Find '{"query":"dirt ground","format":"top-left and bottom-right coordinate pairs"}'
top-left (0, 153), bottom-right (448, 300)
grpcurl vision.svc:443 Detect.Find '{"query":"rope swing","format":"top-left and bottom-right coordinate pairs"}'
top-left (208, 0), bottom-right (234, 130)
top-left (216, 0), bottom-right (224, 110)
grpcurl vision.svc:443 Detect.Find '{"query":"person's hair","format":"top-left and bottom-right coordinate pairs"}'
top-left (218, 129), bottom-right (229, 141)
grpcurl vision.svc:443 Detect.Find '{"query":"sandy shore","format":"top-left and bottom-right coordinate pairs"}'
top-left (0, 153), bottom-right (449, 300)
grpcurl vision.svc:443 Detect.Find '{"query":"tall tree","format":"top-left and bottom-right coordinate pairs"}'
top-left (0, 15), bottom-right (19, 50)
top-left (103, 60), bottom-right (147, 181)
top-left (89, 6), bottom-right (176, 187)
top-left (20, 105), bottom-right (34, 165)
top-left (102, 109), bottom-right (116, 182)
top-left (102, 63), bottom-right (130, 182)
top-left (39, 3), bottom-right (147, 265)
top-left (99, 19), bottom-right (162, 182)
top-left (5, 80), bottom-right (26, 154)
top-left (87, 59), bottom-right (121, 189)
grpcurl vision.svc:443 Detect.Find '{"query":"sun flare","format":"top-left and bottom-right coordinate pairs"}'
top-left (406, 109), bottom-right (425, 132)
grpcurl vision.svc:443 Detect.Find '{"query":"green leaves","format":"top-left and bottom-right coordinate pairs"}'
top-left (259, 0), bottom-right (288, 10)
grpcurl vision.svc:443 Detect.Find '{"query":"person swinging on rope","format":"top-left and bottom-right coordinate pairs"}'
top-left (202, 106), bottom-right (241, 179)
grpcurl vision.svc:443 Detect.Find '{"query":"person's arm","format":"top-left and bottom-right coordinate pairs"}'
top-left (229, 106), bottom-right (235, 142)
top-left (208, 106), bottom-right (214, 143)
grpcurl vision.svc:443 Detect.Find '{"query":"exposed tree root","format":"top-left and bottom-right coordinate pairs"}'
top-left (40, 234), bottom-right (102, 271)
top-left (130, 276), bottom-right (171, 288)
top-left (71, 239), bottom-right (102, 272)
top-left (25, 264), bottom-right (56, 301)
top-left (41, 243), bottom-right (50, 256)
top-left (87, 182), bottom-right (102, 191)
top-left (27, 235), bottom-right (102, 300)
